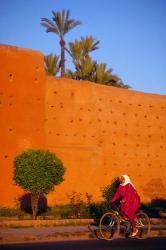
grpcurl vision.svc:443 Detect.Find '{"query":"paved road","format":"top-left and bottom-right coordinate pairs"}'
top-left (1, 237), bottom-right (166, 250)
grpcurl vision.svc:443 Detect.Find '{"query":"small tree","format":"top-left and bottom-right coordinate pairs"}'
top-left (13, 149), bottom-right (65, 219)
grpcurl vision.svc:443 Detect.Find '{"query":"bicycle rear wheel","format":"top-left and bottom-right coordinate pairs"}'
top-left (136, 211), bottom-right (151, 239)
top-left (99, 212), bottom-right (120, 240)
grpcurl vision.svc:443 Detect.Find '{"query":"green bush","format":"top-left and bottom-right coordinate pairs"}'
top-left (89, 202), bottom-right (110, 224)
top-left (101, 177), bottom-right (120, 204)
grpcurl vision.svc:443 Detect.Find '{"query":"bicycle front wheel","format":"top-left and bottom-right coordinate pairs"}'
top-left (99, 212), bottom-right (120, 240)
top-left (136, 211), bottom-right (151, 239)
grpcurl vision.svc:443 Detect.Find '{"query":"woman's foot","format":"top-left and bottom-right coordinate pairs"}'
top-left (131, 229), bottom-right (138, 237)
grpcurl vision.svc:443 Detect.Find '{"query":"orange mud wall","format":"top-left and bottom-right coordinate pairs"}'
top-left (0, 45), bottom-right (46, 206)
top-left (0, 44), bottom-right (166, 207)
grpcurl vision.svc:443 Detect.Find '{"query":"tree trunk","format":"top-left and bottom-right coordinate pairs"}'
top-left (60, 38), bottom-right (65, 77)
top-left (31, 193), bottom-right (40, 220)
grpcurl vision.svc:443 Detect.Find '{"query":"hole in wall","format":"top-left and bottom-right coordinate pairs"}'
top-left (4, 155), bottom-right (8, 158)
top-left (149, 105), bottom-right (153, 108)
top-left (71, 92), bottom-right (74, 97)
top-left (53, 91), bottom-right (57, 94)
top-left (9, 74), bottom-right (13, 81)
top-left (9, 128), bottom-right (13, 132)
top-left (138, 104), bottom-right (142, 107)
top-left (98, 108), bottom-right (102, 112)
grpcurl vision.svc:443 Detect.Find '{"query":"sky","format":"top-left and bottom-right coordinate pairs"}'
top-left (0, 0), bottom-right (166, 95)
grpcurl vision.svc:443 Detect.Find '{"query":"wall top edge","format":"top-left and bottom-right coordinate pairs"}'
top-left (47, 76), bottom-right (166, 98)
top-left (0, 43), bottom-right (43, 57)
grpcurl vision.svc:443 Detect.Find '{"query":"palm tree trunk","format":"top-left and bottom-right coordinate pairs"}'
top-left (60, 38), bottom-right (65, 77)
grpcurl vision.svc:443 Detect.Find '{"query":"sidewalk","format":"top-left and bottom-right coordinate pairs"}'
top-left (0, 218), bottom-right (166, 244)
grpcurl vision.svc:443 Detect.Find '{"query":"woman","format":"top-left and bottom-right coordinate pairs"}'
top-left (110, 174), bottom-right (141, 237)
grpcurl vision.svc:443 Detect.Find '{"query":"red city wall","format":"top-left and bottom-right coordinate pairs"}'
top-left (0, 44), bottom-right (166, 207)
top-left (0, 45), bottom-right (46, 206)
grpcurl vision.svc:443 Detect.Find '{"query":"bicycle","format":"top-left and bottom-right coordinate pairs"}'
top-left (99, 209), bottom-right (151, 240)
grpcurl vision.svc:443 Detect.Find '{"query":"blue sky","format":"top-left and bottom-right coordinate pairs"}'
top-left (1, 0), bottom-right (166, 95)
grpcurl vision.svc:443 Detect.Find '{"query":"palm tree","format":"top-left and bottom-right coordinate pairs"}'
top-left (66, 36), bottom-right (100, 77)
top-left (41, 10), bottom-right (81, 77)
top-left (44, 53), bottom-right (60, 76)
top-left (93, 63), bottom-right (130, 88)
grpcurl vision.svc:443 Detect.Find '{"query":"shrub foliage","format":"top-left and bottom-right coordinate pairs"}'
top-left (13, 149), bottom-right (65, 219)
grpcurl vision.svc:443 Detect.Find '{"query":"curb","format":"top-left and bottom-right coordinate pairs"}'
top-left (0, 218), bottom-right (165, 244)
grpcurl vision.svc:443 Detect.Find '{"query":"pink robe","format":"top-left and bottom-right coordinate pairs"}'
top-left (111, 183), bottom-right (141, 221)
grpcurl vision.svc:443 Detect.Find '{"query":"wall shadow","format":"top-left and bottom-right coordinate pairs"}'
top-left (19, 193), bottom-right (48, 215)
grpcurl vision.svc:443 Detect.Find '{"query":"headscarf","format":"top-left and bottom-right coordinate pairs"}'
top-left (120, 174), bottom-right (136, 189)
